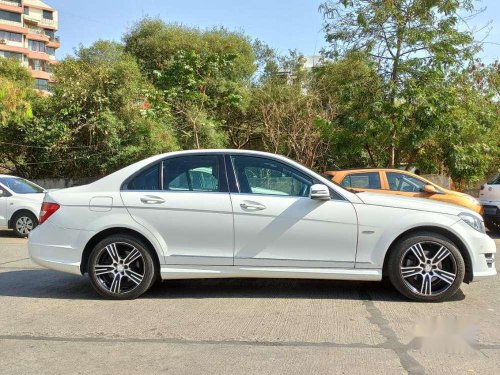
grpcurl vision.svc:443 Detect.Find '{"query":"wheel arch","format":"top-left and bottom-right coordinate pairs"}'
top-left (381, 226), bottom-right (473, 283)
top-left (8, 208), bottom-right (39, 229)
top-left (80, 227), bottom-right (161, 277)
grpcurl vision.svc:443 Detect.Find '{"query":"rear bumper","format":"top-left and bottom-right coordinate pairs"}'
top-left (28, 220), bottom-right (94, 276)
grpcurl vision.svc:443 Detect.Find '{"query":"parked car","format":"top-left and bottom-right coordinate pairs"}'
top-left (0, 175), bottom-right (45, 237)
top-left (479, 173), bottom-right (500, 233)
top-left (29, 150), bottom-right (495, 301)
top-left (325, 168), bottom-right (482, 214)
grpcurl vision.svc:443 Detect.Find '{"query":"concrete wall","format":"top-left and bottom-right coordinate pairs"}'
top-left (33, 177), bottom-right (98, 189)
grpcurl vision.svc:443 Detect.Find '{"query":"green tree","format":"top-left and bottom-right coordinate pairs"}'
top-left (319, 0), bottom-right (498, 184)
top-left (0, 58), bottom-right (33, 127)
top-left (45, 40), bottom-right (178, 178)
top-left (124, 19), bottom-right (256, 149)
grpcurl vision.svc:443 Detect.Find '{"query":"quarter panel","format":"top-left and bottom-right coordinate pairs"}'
top-left (354, 203), bottom-right (461, 268)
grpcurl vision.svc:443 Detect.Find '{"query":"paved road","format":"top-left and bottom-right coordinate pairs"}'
top-left (0, 230), bottom-right (499, 374)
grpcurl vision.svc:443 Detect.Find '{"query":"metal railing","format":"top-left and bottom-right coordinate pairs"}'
top-left (0, 0), bottom-right (22, 7)
top-left (0, 19), bottom-right (22, 26)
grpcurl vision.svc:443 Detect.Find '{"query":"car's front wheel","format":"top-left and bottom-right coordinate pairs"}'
top-left (12, 211), bottom-right (38, 238)
top-left (88, 235), bottom-right (157, 300)
top-left (387, 232), bottom-right (465, 302)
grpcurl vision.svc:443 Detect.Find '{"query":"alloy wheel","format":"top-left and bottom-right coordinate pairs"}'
top-left (400, 241), bottom-right (457, 296)
top-left (16, 216), bottom-right (34, 236)
top-left (93, 242), bottom-right (145, 295)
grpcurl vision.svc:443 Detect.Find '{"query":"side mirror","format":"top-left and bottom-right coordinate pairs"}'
top-left (422, 184), bottom-right (438, 194)
top-left (310, 184), bottom-right (331, 200)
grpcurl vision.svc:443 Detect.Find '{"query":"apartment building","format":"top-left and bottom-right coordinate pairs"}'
top-left (0, 0), bottom-right (59, 92)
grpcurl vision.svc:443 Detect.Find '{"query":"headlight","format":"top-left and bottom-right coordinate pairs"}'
top-left (463, 195), bottom-right (480, 205)
top-left (459, 212), bottom-right (485, 233)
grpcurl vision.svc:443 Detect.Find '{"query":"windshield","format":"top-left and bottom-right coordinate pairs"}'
top-left (488, 173), bottom-right (500, 185)
top-left (0, 177), bottom-right (44, 194)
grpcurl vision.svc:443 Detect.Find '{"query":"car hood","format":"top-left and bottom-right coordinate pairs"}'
top-left (356, 191), bottom-right (476, 217)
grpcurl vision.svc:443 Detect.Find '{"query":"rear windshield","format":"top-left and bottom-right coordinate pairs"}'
top-left (0, 177), bottom-right (44, 194)
top-left (488, 174), bottom-right (500, 185)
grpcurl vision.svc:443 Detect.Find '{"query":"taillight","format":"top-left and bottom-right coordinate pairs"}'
top-left (39, 202), bottom-right (60, 224)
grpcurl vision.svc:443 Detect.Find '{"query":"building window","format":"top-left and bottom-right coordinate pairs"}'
top-left (35, 78), bottom-right (49, 91)
top-left (44, 29), bottom-right (55, 39)
top-left (24, 7), bottom-right (29, 15)
top-left (29, 59), bottom-right (46, 71)
top-left (42, 10), bottom-right (53, 20)
top-left (4, 0), bottom-right (21, 5)
top-left (0, 10), bottom-right (22, 23)
top-left (0, 30), bottom-right (22, 42)
top-left (0, 51), bottom-right (23, 61)
top-left (46, 47), bottom-right (55, 56)
top-left (28, 39), bottom-right (45, 52)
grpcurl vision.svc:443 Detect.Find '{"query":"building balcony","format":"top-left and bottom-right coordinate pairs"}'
top-left (27, 49), bottom-right (50, 61)
top-left (0, 0), bottom-right (22, 13)
top-left (0, 18), bottom-right (22, 27)
top-left (0, 0), bottom-right (21, 6)
top-left (26, 32), bottom-right (49, 42)
top-left (30, 68), bottom-right (51, 80)
top-left (39, 17), bottom-right (56, 28)
top-left (0, 22), bottom-right (27, 34)
top-left (0, 42), bottom-right (25, 54)
top-left (47, 38), bottom-right (59, 48)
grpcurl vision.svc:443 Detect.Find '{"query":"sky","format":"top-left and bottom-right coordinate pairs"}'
top-left (48, 0), bottom-right (499, 63)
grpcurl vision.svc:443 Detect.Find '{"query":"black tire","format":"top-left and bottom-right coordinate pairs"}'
top-left (387, 231), bottom-right (465, 302)
top-left (88, 234), bottom-right (157, 300)
top-left (485, 218), bottom-right (500, 233)
top-left (12, 211), bottom-right (38, 238)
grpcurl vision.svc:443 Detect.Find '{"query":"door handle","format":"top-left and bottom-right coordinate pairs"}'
top-left (240, 202), bottom-right (266, 211)
top-left (140, 195), bottom-right (165, 204)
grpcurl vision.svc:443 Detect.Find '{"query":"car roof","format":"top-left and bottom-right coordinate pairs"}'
top-left (325, 168), bottom-right (411, 174)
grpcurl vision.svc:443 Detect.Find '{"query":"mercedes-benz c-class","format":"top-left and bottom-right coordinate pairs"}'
top-left (28, 150), bottom-right (496, 301)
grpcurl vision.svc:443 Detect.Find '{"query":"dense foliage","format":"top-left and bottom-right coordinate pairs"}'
top-left (0, 6), bottom-right (498, 185)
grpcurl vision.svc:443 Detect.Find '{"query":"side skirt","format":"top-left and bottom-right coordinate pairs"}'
top-left (160, 265), bottom-right (382, 281)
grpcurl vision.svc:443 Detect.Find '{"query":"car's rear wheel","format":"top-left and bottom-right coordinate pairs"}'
top-left (387, 232), bottom-right (465, 302)
top-left (88, 235), bottom-right (156, 300)
top-left (12, 212), bottom-right (37, 238)
top-left (485, 217), bottom-right (500, 233)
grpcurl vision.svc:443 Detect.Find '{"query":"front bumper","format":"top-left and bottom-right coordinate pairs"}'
top-left (451, 220), bottom-right (497, 280)
top-left (28, 220), bottom-right (94, 276)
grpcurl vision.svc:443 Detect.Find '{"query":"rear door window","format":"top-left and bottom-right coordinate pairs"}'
top-left (341, 172), bottom-right (381, 189)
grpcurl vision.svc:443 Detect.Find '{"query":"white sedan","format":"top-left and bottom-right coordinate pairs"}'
top-left (28, 150), bottom-right (496, 301)
top-left (0, 175), bottom-right (45, 237)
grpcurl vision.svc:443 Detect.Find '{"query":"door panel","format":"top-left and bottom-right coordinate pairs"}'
top-left (232, 195), bottom-right (358, 267)
top-left (228, 154), bottom-right (357, 268)
top-left (121, 191), bottom-right (234, 265)
top-left (121, 154), bottom-right (234, 265)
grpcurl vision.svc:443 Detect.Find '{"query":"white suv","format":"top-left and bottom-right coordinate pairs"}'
top-left (0, 175), bottom-right (45, 237)
top-left (480, 173), bottom-right (500, 233)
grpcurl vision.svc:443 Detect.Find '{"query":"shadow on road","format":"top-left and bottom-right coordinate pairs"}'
top-left (0, 269), bottom-right (465, 302)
